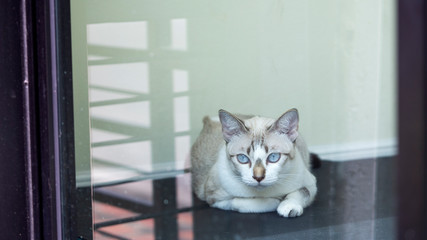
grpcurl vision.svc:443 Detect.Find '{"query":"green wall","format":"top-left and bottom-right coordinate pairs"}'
top-left (71, 0), bottom-right (396, 184)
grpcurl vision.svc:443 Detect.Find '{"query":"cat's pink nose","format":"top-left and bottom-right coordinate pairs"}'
top-left (253, 176), bottom-right (265, 182)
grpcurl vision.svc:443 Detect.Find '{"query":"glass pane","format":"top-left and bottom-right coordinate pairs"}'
top-left (70, 0), bottom-right (396, 239)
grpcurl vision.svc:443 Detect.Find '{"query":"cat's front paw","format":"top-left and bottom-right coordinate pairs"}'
top-left (277, 200), bottom-right (303, 218)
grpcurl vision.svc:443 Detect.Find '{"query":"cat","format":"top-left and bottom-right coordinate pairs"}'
top-left (191, 108), bottom-right (317, 217)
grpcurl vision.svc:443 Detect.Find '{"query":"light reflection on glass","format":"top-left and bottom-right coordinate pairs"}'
top-left (173, 69), bottom-right (189, 93)
top-left (171, 19), bottom-right (188, 51)
top-left (87, 21), bottom-right (148, 50)
top-left (82, 12), bottom-right (193, 240)
top-left (88, 62), bottom-right (150, 94)
top-left (173, 96), bottom-right (190, 133)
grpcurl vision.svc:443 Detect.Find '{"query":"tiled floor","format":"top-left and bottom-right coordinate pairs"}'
top-left (93, 157), bottom-right (396, 239)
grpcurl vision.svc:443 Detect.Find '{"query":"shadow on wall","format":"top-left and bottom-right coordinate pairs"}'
top-left (85, 19), bottom-right (191, 186)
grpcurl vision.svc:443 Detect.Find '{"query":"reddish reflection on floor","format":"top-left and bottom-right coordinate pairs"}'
top-left (95, 219), bottom-right (154, 239)
top-left (94, 202), bottom-right (193, 240)
top-left (93, 173), bottom-right (194, 239)
top-left (178, 212), bottom-right (193, 240)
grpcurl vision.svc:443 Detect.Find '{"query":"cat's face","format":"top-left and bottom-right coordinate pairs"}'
top-left (219, 109), bottom-right (299, 187)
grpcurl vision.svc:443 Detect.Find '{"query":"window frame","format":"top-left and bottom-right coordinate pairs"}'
top-left (397, 0), bottom-right (427, 239)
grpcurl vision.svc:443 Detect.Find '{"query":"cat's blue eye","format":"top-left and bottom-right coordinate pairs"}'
top-left (267, 153), bottom-right (281, 163)
top-left (236, 154), bottom-right (250, 164)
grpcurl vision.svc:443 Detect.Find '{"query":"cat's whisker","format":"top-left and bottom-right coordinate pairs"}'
top-left (278, 173), bottom-right (301, 176)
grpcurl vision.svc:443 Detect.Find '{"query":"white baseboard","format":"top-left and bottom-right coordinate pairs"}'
top-left (308, 138), bottom-right (397, 162)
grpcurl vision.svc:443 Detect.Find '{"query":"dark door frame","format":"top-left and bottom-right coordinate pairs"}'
top-left (398, 0), bottom-right (427, 239)
top-left (0, 0), bottom-right (37, 238)
top-left (0, 0), bottom-right (90, 239)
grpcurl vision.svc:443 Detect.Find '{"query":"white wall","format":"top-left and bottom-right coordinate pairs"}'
top-left (186, 0), bottom-right (396, 159)
top-left (71, 0), bottom-right (396, 183)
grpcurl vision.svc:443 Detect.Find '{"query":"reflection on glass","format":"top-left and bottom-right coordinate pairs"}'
top-left (70, 0), bottom-right (396, 239)
top-left (87, 21), bottom-right (148, 50)
top-left (173, 69), bottom-right (189, 93)
top-left (171, 19), bottom-right (188, 51)
top-left (89, 62), bottom-right (150, 94)
top-left (85, 18), bottom-right (192, 186)
top-left (72, 4), bottom-right (194, 238)
top-left (173, 96), bottom-right (190, 133)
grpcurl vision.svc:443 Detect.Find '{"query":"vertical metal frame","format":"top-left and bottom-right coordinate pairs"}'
top-left (398, 0), bottom-right (427, 239)
top-left (0, 0), bottom-right (37, 238)
top-left (48, 0), bottom-right (93, 238)
top-left (34, 0), bottom-right (69, 238)
top-left (35, 0), bottom-right (61, 238)
top-left (0, 0), bottom-right (92, 238)
top-left (37, 0), bottom-right (93, 237)
top-left (31, 0), bottom-right (80, 238)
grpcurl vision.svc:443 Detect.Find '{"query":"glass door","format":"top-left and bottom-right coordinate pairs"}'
top-left (66, 0), bottom-right (399, 239)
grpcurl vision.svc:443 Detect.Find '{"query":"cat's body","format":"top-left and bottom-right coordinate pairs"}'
top-left (191, 109), bottom-right (317, 217)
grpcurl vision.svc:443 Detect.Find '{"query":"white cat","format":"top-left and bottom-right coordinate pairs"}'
top-left (191, 109), bottom-right (317, 217)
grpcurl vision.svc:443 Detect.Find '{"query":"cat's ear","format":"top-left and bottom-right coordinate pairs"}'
top-left (219, 109), bottom-right (248, 143)
top-left (271, 108), bottom-right (299, 142)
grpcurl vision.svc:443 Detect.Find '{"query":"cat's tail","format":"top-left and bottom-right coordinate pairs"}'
top-left (310, 153), bottom-right (322, 169)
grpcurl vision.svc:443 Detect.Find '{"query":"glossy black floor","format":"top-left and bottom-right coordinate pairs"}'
top-left (95, 157), bottom-right (396, 239)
